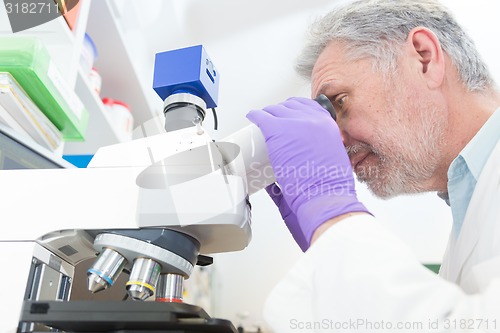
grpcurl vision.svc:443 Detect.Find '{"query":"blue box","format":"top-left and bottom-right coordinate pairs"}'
top-left (153, 45), bottom-right (219, 108)
top-left (63, 154), bottom-right (93, 168)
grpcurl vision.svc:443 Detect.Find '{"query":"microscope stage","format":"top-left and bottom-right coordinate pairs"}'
top-left (19, 300), bottom-right (238, 333)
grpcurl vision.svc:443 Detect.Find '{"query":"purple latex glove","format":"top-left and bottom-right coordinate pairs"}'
top-left (247, 97), bottom-right (370, 250)
top-left (266, 183), bottom-right (309, 252)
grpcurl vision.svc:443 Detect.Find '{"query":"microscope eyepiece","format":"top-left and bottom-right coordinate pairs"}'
top-left (314, 94), bottom-right (336, 121)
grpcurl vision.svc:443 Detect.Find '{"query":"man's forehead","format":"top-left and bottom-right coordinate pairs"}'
top-left (315, 81), bottom-right (337, 97)
top-left (313, 42), bottom-right (343, 69)
top-left (311, 43), bottom-right (353, 95)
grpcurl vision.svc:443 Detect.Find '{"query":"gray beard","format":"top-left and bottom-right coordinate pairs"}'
top-left (347, 108), bottom-right (445, 199)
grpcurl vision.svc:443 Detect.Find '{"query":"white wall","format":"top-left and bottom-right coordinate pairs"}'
top-left (117, 0), bottom-right (500, 331)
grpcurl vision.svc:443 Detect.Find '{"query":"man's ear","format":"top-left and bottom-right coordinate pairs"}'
top-left (407, 27), bottom-right (445, 89)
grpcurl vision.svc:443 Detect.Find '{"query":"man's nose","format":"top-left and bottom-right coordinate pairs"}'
top-left (338, 124), bottom-right (351, 148)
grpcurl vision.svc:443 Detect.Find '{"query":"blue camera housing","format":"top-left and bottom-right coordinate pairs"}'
top-left (153, 45), bottom-right (219, 108)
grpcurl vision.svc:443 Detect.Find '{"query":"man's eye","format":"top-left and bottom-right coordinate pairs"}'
top-left (332, 95), bottom-right (348, 116)
top-left (335, 95), bottom-right (347, 107)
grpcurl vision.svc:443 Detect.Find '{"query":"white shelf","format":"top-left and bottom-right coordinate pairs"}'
top-left (64, 0), bottom-right (164, 155)
top-left (85, 0), bottom-right (162, 127)
top-left (64, 68), bottom-right (128, 155)
top-left (0, 0), bottom-right (161, 156)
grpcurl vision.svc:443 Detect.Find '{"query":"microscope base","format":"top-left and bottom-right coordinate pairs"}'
top-left (18, 300), bottom-right (238, 333)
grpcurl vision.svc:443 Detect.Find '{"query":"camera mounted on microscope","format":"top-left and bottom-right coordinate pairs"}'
top-left (153, 45), bottom-right (220, 132)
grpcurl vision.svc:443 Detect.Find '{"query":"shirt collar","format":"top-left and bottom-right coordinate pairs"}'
top-left (439, 107), bottom-right (500, 203)
top-left (459, 107), bottom-right (500, 181)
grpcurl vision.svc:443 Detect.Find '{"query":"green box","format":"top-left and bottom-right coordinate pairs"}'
top-left (0, 37), bottom-right (88, 141)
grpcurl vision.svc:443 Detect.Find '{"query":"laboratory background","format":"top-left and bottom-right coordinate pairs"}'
top-left (0, 0), bottom-right (499, 332)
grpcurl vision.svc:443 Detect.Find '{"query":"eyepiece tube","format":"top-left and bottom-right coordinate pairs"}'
top-left (314, 94), bottom-right (336, 120)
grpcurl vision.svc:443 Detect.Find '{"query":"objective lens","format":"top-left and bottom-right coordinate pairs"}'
top-left (156, 273), bottom-right (184, 303)
top-left (87, 248), bottom-right (127, 293)
top-left (126, 257), bottom-right (161, 301)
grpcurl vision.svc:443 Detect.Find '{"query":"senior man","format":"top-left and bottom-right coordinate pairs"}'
top-left (247, 0), bottom-right (500, 331)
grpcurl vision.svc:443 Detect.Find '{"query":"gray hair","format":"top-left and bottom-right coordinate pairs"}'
top-left (296, 0), bottom-right (495, 91)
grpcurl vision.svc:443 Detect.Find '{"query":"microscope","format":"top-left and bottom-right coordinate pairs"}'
top-left (0, 44), bottom-right (334, 333)
top-left (0, 45), bottom-right (275, 333)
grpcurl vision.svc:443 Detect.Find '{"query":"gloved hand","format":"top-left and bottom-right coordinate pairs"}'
top-left (266, 183), bottom-right (308, 252)
top-left (247, 97), bottom-right (370, 251)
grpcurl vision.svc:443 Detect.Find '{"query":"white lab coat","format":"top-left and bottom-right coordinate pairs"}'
top-left (263, 140), bottom-right (500, 332)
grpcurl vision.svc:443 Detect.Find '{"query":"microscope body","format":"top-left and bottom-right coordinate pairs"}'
top-left (0, 123), bottom-right (274, 333)
top-left (0, 45), bottom-right (275, 333)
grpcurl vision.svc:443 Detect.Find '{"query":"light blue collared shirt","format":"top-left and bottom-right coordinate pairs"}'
top-left (446, 107), bottom-right (500, 237)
